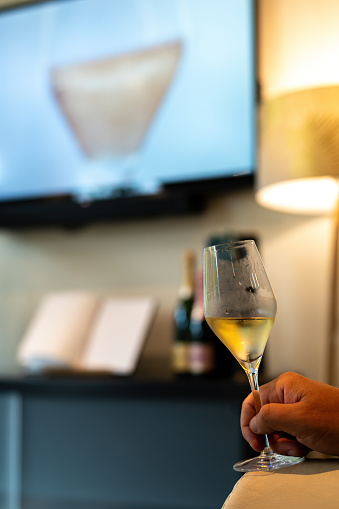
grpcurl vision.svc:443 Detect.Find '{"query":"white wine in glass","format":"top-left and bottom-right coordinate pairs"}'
top-left (203, 240), bottom-right (304, 471)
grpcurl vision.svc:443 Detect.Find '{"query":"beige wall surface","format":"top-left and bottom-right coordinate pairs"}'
top-left (0, 0), bottom-right (337, 385)
top-left (0, 189), bottom-right (332, 384)
top-left (259, 0), bottom-right (339, 98)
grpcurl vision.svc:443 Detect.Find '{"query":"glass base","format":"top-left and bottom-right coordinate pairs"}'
top-left (233, 448), bottom-right (305, 472)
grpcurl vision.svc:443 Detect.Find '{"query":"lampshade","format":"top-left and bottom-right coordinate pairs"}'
top-left (256, 84), bottom-right (339, 386)
top-left (256, 86), bottom-right (339, 215)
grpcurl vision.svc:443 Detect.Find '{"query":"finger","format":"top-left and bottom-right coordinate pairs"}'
top-left (240, 393), bottom-right (266, 451)
top-left (253, 378), bottom-right (280, 405)
top-left (258, 372), bottom-right (307, 406)
top-left (255, 377), bottom-right (284, 405)
top-left (240, 392), bottom-right (257, 427)
top-left (242, 424), bottom-right (266, 452)
top-left (268, 432), bottom-right (310, 458)
top-left (250, 402), bottom-right (305, 438)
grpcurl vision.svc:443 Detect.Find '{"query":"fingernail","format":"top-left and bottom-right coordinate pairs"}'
top-left (249, 416), bottom-right (258, 433)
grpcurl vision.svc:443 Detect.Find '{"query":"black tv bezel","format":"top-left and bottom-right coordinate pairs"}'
top-left (0, 0), bottom-right (257, 229)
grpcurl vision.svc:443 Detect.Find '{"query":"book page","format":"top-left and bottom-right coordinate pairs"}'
top-left (17, 292), bottom-right (100, 372)
top-left (79, 297), bottom-right (157, 375)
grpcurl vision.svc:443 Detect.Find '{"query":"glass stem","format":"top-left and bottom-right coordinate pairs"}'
top-left (246, 365), bottom-right (270, 451)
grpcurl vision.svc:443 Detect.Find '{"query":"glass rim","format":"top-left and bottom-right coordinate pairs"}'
top-left (204, 239), bottom-right (255, 252)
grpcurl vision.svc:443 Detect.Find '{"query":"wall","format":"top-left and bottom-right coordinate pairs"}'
top-left (257, 0), bottom-right (339, 385)
top-left (259, 0), bottom-right (339, 98)
top-left (0, 0), bottom-right (337, 385)
top-left (0, 188), bottom-right (333, 383)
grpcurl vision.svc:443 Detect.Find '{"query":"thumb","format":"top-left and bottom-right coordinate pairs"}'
top-left (249, 402), bottom-right (302, 436)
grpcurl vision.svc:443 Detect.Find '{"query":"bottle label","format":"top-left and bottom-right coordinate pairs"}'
top-left (189, 343), bottom-right (214, 374)
top-left (171, 342), bottom-right (189, 373)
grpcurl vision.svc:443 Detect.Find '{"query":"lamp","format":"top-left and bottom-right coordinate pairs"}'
top-left (256, 85), bottom-right (339, 386)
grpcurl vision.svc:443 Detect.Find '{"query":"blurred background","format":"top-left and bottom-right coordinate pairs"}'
top-left (0, 0), bottom-right (336, 384)
top-left (0, 0), bottom-right (338, 508)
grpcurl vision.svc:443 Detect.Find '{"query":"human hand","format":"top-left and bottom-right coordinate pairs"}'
top-left (241, 371), bottom-right (339, 457)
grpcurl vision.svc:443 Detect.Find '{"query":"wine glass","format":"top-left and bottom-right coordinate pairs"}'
top-left (203, 240), bottom-right (304, 472)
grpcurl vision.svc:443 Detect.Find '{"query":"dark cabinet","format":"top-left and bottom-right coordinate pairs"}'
top-left (0, 374), bottom-right (250, 509)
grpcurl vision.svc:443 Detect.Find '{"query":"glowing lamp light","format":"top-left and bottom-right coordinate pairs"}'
top-left (256, 86), bottom-right (339, 215)
top-left (256, 177), bottom-right (339, 215)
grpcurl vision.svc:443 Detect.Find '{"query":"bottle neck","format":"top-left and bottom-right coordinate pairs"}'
top-left (178, 251), bottom-right (196, 299)
top-left (191, 269), bottom-right (204, 320)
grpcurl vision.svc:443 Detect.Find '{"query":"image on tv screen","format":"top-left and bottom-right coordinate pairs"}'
top-left (0, 0), bottom-right (255, 203)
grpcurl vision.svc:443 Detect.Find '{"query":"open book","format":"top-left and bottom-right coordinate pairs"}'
top-left (17, 292), bottom-right (157, 375)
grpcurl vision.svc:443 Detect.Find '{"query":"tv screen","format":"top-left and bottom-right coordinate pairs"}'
top-left (0, 0), bottom-right (256, 227)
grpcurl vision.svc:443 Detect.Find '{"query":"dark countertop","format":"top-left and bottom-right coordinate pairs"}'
top-left (0, 371), bottom-right (251, 401)
top-left (0, 353), bottom-right (252, 401)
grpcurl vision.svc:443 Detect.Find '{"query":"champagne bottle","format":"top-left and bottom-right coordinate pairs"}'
top-left (188, 269), bottom-right (215, 376)
top-left (171, 250), bottom-right (196, 376)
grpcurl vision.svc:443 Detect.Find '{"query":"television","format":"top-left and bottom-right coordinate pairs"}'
top-left (0, 0), bottom-right (256, 227)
